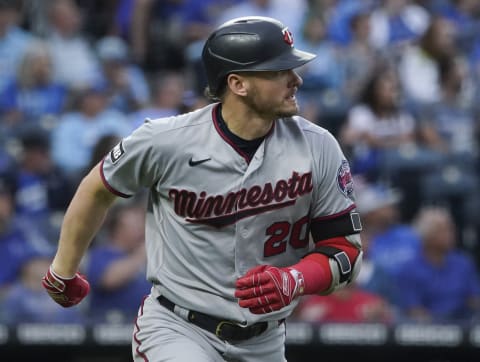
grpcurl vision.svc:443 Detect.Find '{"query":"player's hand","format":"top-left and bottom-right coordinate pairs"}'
top-left (42, 266), bottom-right (90, 307)
top-left (235, 265), bottom-right (305, 314)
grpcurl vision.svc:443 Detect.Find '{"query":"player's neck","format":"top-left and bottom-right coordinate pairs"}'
top-left (221, 102), bottom-right (274, 140)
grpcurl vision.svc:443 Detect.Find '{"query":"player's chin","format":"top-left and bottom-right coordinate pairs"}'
top-left (277, 103), bottom-right (299, 118)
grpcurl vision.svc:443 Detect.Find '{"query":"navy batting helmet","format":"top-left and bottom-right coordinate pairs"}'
top-left (201, 16), bottom-right (316, 97)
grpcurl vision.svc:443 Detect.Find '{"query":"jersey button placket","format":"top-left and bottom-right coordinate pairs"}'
top-left (235, 221), bottom-right (250, 275)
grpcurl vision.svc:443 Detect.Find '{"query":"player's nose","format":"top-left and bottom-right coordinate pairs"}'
top-left (288, 69), bottom-right (303, 88)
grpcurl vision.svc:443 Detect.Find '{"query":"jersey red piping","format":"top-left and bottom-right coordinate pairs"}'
top-left (212, 104), bottom-right (250, 162)
top-left (99, 158), bottom-right (132, 198)
top-left (133, 295), bottom-right (149, 362)
top-left (211, 103), bottom-right (275, 163)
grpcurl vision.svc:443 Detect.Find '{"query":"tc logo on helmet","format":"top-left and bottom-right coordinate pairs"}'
top-left (282, 27), bottom-right (294, 47)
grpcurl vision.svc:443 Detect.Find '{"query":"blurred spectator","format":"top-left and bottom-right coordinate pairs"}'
top-left (355, 230), bottom-right (401, 307)
top-left (396, 207), bottom-right (480, 323)
top-left (416, 55), bottom-right (479, 240)
top-left (342, 10), bottom-right (384, 102)
top-left (86, 134), bottom-right (122, 172)
top-left (45, 0), bottom-right (100, 90)
top-left (216, 0), bottom-right (307, 35)
top-left (293, 282), bottom-right (393, 324)
top-left (129, 71), bottom-right (186, 129)
top-left (1, 248), bottom-right (84, 324)
top-left (128, 0), bottom-right (188, 70)
top-left (431, 0), bottom-right (480, 55)
top-left (355, 183), bottom-right (421, 279)
top-left (75, 0), bottom-right (119, 39)
top-left (11, 128), bottom-right (73, 239)
top-left (51, 86), bottom-right (131, 179)
top-left (85, 200), bottom-right (150, 323)
top-left (315, 0), bottom-right (374, 45)
top-left (179, 90), bottom-right (210, 114)
top-left (369, 0), bottom-right (430, 50)
top-left (295, 13), bottom-right (347, 126)
top-left (112, 0), bottom-right (135, 41)
top-left (339, 64), bottom-right (416, 180)
top-left (0, 176), bottom-right (52, 290)
top-left (95, 35), bottom-right (150, 113)
top-left (181, 0), bottom-right (242, 94)
top-left (0, 41), bottom-right (67, 130)
top-left (0, 0), bottom-right (34, 94)
top-left (182, 0), bottom-right (240, 45)
top-left (397, 16), bottom-right (457, 107)
top-left (19, 0), bottom-right (51, 37)
top-left (0, 136), bottom-right (15, 176)
top-left (418, 55), bottom-right (477, 157)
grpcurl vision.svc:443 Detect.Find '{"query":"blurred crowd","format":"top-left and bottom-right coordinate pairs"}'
top-left (1, 0), bottom-right (480, 327)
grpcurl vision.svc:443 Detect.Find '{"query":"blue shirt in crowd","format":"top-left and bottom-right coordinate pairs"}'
top-left (0, 79), bottom-right (67, 122)
top-left (396, 251), bottom-right (480, 322)
top-left (0, 26), bottom-right (33, 94)
top-left (51, 109), bottom-right (131, 174)
top-left (0, 218), bottom-right (52, 287)
top-left (86, 245), bottom-right (151, 322)
top-left (2, 283), bottom-right (84, 324)
top-left (368, 224), bottom-right (421, 279)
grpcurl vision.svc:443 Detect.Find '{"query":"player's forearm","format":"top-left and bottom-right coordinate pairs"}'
top-left (294, 234), bottom-right (363, 295)
top-left (52, 164), bottom-right (117, 277)
top-left (290, 255), bottom-right (332, 294)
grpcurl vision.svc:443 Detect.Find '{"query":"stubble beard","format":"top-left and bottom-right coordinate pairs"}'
top-left (244, 87), bottom-right (299, 120)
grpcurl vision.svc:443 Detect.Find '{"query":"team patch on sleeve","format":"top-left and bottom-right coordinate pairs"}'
top-left (337, 160), bottom-right (354, 199)
top-left (110, 141), bottom-right (125, 164)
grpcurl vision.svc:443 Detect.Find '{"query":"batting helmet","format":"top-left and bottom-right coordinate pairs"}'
top-left (201, 16), bottom-right (316, 97)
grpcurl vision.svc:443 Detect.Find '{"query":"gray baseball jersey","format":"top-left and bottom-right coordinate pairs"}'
top-left (101, 102), bottom-right (356, 326)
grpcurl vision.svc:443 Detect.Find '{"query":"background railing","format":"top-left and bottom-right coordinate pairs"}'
top-left (1, 322), bottom-right (480, 362)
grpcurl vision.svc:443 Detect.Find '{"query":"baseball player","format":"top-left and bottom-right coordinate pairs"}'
top-left (42, 16), bottom-right (363, 362)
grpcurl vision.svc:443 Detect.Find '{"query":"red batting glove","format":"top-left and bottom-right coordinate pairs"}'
top-left (42, 266), bottom-right (90, 307)
top-left (235, 265), bottom-right (305, 314)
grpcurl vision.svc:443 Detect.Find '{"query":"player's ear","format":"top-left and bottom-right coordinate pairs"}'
top-left (226, 73), bottom-right (249, 97)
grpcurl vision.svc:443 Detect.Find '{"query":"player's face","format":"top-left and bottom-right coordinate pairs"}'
top-left (241, 69), bottom-right (303, 119)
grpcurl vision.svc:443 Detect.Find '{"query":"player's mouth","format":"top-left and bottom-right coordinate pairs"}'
top-left (286, 92), bottom-right (297, 102)
top-left (286, 87), bottom-right (299, 102)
